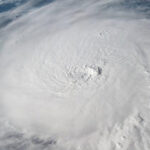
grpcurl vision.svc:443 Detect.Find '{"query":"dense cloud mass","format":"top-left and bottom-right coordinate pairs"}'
top-left (0, 0), bottom-right (150, 149)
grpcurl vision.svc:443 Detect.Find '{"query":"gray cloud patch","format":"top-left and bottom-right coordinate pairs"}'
top-left (0, 0), bottom-right (150, 30)
top-left (0, 0), bottom-right (55, 29)
top-left (0, 120), bottom-right (57, 150)
top-left (104, 0), bottom-right (150, 18)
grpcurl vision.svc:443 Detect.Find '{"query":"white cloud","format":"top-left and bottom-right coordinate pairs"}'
top-left (0, 0), bottom-right (150, 149)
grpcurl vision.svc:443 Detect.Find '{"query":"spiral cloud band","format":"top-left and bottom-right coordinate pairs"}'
top-left (0, 0), bottom-right (150, 150)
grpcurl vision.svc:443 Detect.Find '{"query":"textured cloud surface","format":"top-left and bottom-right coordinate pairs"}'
top-left (0, 0), bottom-right (150, 150)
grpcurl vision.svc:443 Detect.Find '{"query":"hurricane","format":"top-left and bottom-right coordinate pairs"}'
top-left (0, 0), bottom-right (150, 150)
